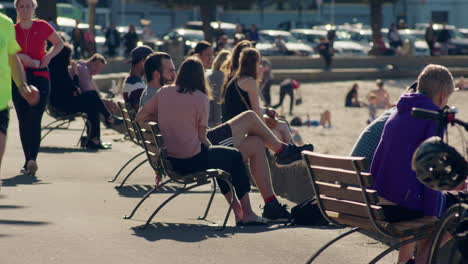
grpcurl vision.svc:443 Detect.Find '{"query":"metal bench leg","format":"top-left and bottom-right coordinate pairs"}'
top-left (41, 120), bottom-right (71, 142)
top-left (306, 227), bottom-right (361, 264)
top-left (42, 119), bottom-right (65, 130)
top-left (216, 177), bottom-right (235, 231)
top-left (369, 233), bottom-right (429, 264)
top-left (116, 159), bottom-right (148, 188)
top-left (123, 179), bottom-right (173, 219)
top-left (139, 182), bottom-right (208, 230)
top-left (109, 150), bottom-right (146, 182)
top-left (198, 179), bottom-right (217, 220)
top-left (76, 118), bottom-right (88, 147)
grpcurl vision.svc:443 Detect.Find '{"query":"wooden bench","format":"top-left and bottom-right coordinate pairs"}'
top-left (124, 121), bottom-right (235, 230)
top-left (108, 102), bottom-right (147, 187)
top-left (302, 151), bottom-right (438, 264)
top-left (41, 104), bottom-right (88, 146)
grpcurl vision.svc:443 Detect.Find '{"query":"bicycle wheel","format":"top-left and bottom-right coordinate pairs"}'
top-left (429, 203), bottom-right (468, 264)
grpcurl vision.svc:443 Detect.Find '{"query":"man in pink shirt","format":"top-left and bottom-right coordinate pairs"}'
top-left (138, 52), bottom-right (313, 222)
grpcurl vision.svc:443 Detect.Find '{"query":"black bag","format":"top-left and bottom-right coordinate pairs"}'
top-left (290, 197), bottom-right (330, 226)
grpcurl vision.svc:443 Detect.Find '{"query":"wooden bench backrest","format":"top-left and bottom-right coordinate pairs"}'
top-left (302, 151), bottom-right (385, 221)
top-left (117, 102), bottom-right (141, 146)
top-left (135, 121), bottom-right (190, 184)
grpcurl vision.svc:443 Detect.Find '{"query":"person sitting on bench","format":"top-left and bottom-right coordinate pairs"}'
top-left (370, 65), bottom-right (465, 263)
top-left (137, 56), bottom-right (270, 226)
top-left (123, 45), bottom-right (153, 112)
top-left (138, 52), bottom-right (317, 221)
top-left (49, 49), bottom-right (114, 149)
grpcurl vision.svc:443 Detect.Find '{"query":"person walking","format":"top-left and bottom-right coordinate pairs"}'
top-left (71, 20), bottom-right (86, 59)
top-left (387, 23), bottom-right (402, 51)
top-left (123, 24), bottom-right (139, 56)
top-left (13, 0), bottom-right (64, 176)
top-left (105, 24), bottom-right (120, 57)
top-left (317, 37), bottom-right (333, 71)
top-left (425, 22), bottom-right (436, 56)
top-left (437, 24), bottom-right (451, 56)
top-left (0, 12), bottom-right (36, 175)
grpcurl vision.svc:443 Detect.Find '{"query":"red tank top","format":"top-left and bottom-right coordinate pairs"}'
top-left (15, 19), bottom-right (53, 62)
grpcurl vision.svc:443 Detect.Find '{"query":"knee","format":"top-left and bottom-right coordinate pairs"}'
top-left (243, 110), bottom-right (257, 120)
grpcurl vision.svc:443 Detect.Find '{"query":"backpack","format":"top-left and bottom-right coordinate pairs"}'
top-left (290, 197), bottom-right (330, 226)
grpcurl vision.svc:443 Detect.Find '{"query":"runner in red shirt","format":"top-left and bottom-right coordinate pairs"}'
top-left (12, 0), bottom-right (64, 176)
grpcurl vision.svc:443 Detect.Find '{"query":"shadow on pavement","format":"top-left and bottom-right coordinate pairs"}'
top-left (0, 219), bottom-right (49, 226)
top-left (115, 184), bottom-right (215, 198)
top-left (1, 174), bottom-right (47, 187)
top-left (0, 205), bottom-right (26, 209)
top-left (39, 146), bottom-right (97, 153)
top-left (131, 222), bottom-right (288, 242)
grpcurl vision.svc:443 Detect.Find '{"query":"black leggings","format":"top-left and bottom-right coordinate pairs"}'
top-left (272, 83), bottom-right (294, 114)
top-left (12, 69), bottom-right (50, 166)
top-left (78, 91), bottom-right (111, 140)
top-left (168, 144), bottom-right (251, 199)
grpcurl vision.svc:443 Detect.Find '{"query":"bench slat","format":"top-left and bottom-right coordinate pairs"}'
top-left (310, 165), bottom-right (373, 187)
top-left (316, 181), bottom-right (378, 204)
top-left (326, 211), bottom-right (436, 236)
top-left (320, 196), bottom-right (385, 220)
top-left (303, 152), bottom-right (366, 171)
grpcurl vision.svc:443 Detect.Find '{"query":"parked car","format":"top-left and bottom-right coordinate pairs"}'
top-left (291, 29), bottom-right (369, 56)
top-left (398, 29), bottom-right (430, 56)
top-left (161, 28), bottom-right (205, 55)
top-left (258, 30), bottom-right (314, 56)
top-left (431, 25), bottom-right (468, 55)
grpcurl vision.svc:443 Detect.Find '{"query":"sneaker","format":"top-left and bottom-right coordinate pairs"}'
top-left (262, 200), bottom-right (291, 222)
top-left (274, 144), bottom-right (314, 167)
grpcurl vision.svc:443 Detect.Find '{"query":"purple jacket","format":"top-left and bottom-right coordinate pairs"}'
top-left (370, 93), bottom-right (445, 217)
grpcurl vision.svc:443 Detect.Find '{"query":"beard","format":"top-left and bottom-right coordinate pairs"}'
top-left (160, 77), bottom-right (174, 86)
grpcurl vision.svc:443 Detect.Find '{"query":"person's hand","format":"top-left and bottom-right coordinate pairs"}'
top-left (265, 107), bottom-right (279, 118)
top-left (40, 55), bottom-right (52, 68)
top-left (19, 54), bottom-right (36, 68)
top-left (20, 84), bottom-right (40, 106)
top-left (70, 61), bottom-right (77, 74)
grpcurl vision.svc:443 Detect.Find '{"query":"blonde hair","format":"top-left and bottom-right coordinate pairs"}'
top-left (14, 0), bottom-right (38, 9)
top-left (417, 64), bottom-right (454, 99)
top-left (212, 50), bottom-right (230, 71)
top-left (87, 53), bottom-right (108, 65)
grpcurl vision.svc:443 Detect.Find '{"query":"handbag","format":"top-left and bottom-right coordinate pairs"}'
top-left (234, 79), bottom-right (278, 130)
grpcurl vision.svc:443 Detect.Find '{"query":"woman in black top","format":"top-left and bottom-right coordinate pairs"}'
top-left (345, 83), bottom-right (362, 107)
top-left (123, 25), bottom-right (139, 56)
top-left (222, 48), bottom-right (304, 146)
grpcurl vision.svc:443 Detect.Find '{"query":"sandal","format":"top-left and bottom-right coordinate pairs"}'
top-left (238, 216), bottom-right (270, 226)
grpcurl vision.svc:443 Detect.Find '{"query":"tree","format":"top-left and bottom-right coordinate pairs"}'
top-left (368, 0), bottom-right (383, 55)
top-left (36, 0), bottom-right (57, 21)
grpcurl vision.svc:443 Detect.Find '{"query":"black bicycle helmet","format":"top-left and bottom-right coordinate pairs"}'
top-left (412, 137), bottom-right (468, 191)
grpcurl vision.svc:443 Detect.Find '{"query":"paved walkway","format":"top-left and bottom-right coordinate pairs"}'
top-left (0, 111), bottom-right (396, 264)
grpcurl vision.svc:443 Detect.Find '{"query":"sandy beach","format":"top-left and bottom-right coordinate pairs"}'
top-left (269, 78), bottom-right (468, 156)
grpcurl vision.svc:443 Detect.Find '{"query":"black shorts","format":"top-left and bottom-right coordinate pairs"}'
top-left (381, 191), bottom-right (467, 223)
top-left (0, 108), bottom-right (9, 135)
top-left (207, 123), bottom-right (234, 147)
top-left (381, 205), bottom-right (424, 223)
